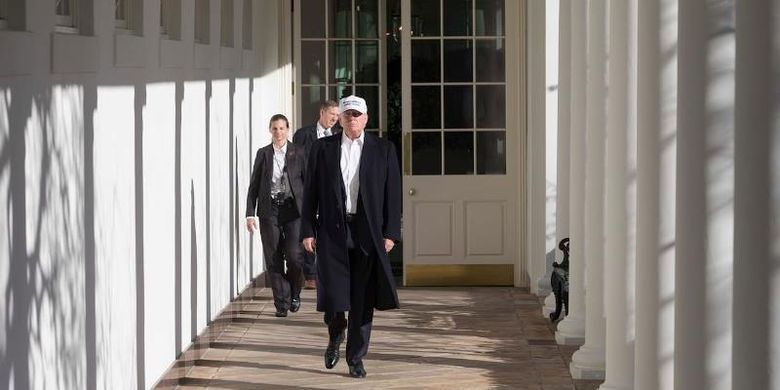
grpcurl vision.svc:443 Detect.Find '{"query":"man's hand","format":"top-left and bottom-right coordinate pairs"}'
top-left (303, 237), bottom-right (317, 253)
top-left (384, 238), bottom-right (395, 253)
top-left (246, 217), bottom-right (258, 233)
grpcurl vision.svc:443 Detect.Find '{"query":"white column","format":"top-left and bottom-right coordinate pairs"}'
top-left (734, 1), bottom-right (779, 389)
top-left (545, 0), bottom-right (571, 317)
top-left (599, 0), bottom-right (637, 388)
top-left (555, 0), bottom-right (586, 346)
top-left (570, 0), bottom-right (607, 379)
top-left (528, 0), bottom-right (547, 296)
top-left (634, 0), bottom-right (677, 389)
top-left (675, 1), bottom-right (735, 389)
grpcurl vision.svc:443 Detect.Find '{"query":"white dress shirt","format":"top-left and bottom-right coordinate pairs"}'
top-left (340, 131), bottom-right (364, 214)
top-left (316, 122), bottom-right (333, 139)
top-left (271, 142), bottom-right (287, 194)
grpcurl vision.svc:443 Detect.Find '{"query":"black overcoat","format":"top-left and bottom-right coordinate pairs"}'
top-left (300, 132), bottom-right (401, 312)
top-left (245, 142), bottom-right (307, 221)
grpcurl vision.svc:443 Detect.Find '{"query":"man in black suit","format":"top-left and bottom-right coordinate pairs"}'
top-left (293, 100), bottom-right (340, 289)
top-left (301, 95), bottom-right (401, 378)
top-left (246, 114), bottom-right (307, 317)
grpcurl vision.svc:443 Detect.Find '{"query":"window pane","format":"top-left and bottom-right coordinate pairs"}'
top-left (302, 86), bottom-right (326, 124)
top-left (356, 0), bottom-right (378, 38)
top-left (475, 38), bottom-right (505, 82)
top-left (444, 132), bottom-right (474, 174)
top-left (330, 40), bottom-right (353, 83)
top-left (356, 41), bottom-right (379, 83)
top-left (475, 0), bottom-right (504, 36)
top-left (329, 0), bottom-right (352, 38)
top-left (443, 0), bottom-right (472, 36)
top-left (443, 39), bottom-right (473, 82)
top-left (411, 40), bottom-right (440, 83)
top-left (476, 85), bottom-right (505, 128)
top-left (444, 85), bottom-right (473, 128)
top-left (301, 41), bottom-right (325, 84)
top-left (410, 0), bottom-right (439, 37)
top-left (301, 0), bottom-right (326, 38)
top-left (477, 131), bottom-right (506, 174)
top-left (221, 0), bottom-right (233, 46)
top-left (56, 0), bottom-right (71, 16)
top-left (355, 85), bottom-right (379, 129)
top-left (243, 0), bottom-right (252, 49)
top-left (329, 84), bottom-right (353, 101)
top-left (116, 0), bottom-right (126, 21)
top-left (412, 86), bottom-right (441, 129)
top-left (412, 132), bottom-right (441, 175)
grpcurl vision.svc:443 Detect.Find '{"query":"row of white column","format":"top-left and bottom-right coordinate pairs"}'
top-left (539, 0), bottom-right (780, 388)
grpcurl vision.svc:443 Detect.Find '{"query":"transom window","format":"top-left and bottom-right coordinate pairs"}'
top-left (160, 0), bottom-right (181, 40)
top-left (115, 0), bottom-right (129, 29)
top-left (242, 0), bottom-right (253, 49)
top-left (299, 0), bottom-right (382, 132)
top-left (409, 0), bottom-right (506, 175)
top-left (221, 0), bottom-right (233, 47)
top-left (194, 0), bottom-right (210, 43)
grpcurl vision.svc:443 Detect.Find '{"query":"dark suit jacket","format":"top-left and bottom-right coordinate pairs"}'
top-left (301, 132), bottom-right (402, 313)
top-left (292, 124), bottom-right (318, 157)
top-left (245, 142), bottom-right (306, 222)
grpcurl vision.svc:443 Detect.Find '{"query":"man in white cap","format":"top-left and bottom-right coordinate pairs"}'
top-left (300, 95), bottom-right (401, 378)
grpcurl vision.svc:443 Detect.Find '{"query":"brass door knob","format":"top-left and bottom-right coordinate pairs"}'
top-left (408, 188), bottom-right (416, 196)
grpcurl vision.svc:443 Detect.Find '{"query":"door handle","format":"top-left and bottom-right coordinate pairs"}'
top-left (408, 188), bottom-right (416, 196)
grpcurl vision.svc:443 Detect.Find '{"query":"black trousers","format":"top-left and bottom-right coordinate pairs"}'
top-left (324, 218), bottom-right (377, 366)
top-left (303, 251), bottom-right (317, 280)
top-left (259, 206), bottom-right (304, 312)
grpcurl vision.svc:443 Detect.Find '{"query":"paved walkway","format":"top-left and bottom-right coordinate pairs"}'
top-left (156, 286), bottom-right (600, 390)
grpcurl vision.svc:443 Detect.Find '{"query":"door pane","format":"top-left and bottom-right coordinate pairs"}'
top-left (301, 0), bottom-right (326, 38)
top-left (477, 131), bottom-right (506, 174)
top-left (476, 85), bottom-right (505, 128)
top-left (411, 40), bottom-right (441, 82)
top-left (443, 39), bottom-right (473, 82)
top-left (329, 84), bottom-right (353, 101)
top-left (475, 38), bottom-right (505, 82)
top-left (301, 41), bottom-right (326, 84)
top-left (475, 0), bottom-right (504, 36)
top-left (443, 0), bottom-right (472, 36)
top-left (356, 42), bottom-right (379, 83)
top-left (330, 40), bottom-right (353, 83)
top-left (411, 0), bottom-right (440, 37)
top-left (329, 0), bottom-right (352, 38)
top-left (444, 132), bottom-right (474, 174)
top-left (302, 86), bottom-right (326, 124)
top-left (412, 86), bottom-right (441, 129)
top-left (355, 85), bottom-right (379, 129)
top-left (412, 132), bottom-right (442, 175)
top-left (444, 85), bottom-right (473, 128)
top-left (356, 0), bottom-right (379, 38)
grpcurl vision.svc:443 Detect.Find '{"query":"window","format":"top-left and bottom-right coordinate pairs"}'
top-left (56, 0), bottom-right (78, 29)
top-left (194, 0), bottom-right (209, 43)
top-left (160, 0), bottom-right (181, 39)
top-left (0, 0), bottom-right (7, 29)
top-left (242, 0), bottom-right (252, 49)
top-left (220, 0), bottom-right (233, 47)
top-left (115, 0), bottom-right (129, 29)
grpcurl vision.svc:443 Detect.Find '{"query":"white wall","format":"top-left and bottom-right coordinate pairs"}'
top-left (0, 1), bottom-right (290, 389)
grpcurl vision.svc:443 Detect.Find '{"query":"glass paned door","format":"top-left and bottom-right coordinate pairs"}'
top-left (296, 0), bottom-right (383, 133)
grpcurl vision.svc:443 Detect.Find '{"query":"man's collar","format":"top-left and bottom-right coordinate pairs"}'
top-left (341, 130), bottom-right (365, 146)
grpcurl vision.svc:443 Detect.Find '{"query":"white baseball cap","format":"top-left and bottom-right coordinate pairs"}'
top-left (339, 95), bottom-right (368, 114)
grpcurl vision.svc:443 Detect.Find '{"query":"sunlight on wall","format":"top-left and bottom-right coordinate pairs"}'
top-left (95, 85), bottom-right (138, 390)
top-left (545, 0), bottom-right (560, 253)
top-left (233, 78), bottom-right (252, 285)
top-left (209, 79), bottom-right (231, 310)
top-left (181, 80), bottom-right (208, 339)
top-left (0, 88), bottom-right (10, 360)
top-left (142, 82), bottom-right (176, 387)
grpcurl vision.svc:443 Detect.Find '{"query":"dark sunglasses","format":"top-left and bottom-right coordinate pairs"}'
top-left (343, 110), bottom-right (363, 117)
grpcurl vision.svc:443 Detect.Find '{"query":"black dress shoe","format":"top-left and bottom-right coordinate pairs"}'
top-left (275, 309), bottom-right (288, 317)
top-left (290, 298), bottom-right (301, 313)
top-left (348, 362), bottom-right (366, 378)
top-left (324, 332), bottom-right (345, 369)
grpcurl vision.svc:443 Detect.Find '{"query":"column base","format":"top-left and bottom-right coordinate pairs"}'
top-left (542, 293), bottom-right (556, 317)
top-left (570, 345), bottom-right (606, 380)
top-left (555, 314), bottom-right (585, 345)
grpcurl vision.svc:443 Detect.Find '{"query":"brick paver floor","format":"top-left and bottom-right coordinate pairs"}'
top-left (156, 286), bottom-right (602, 390)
